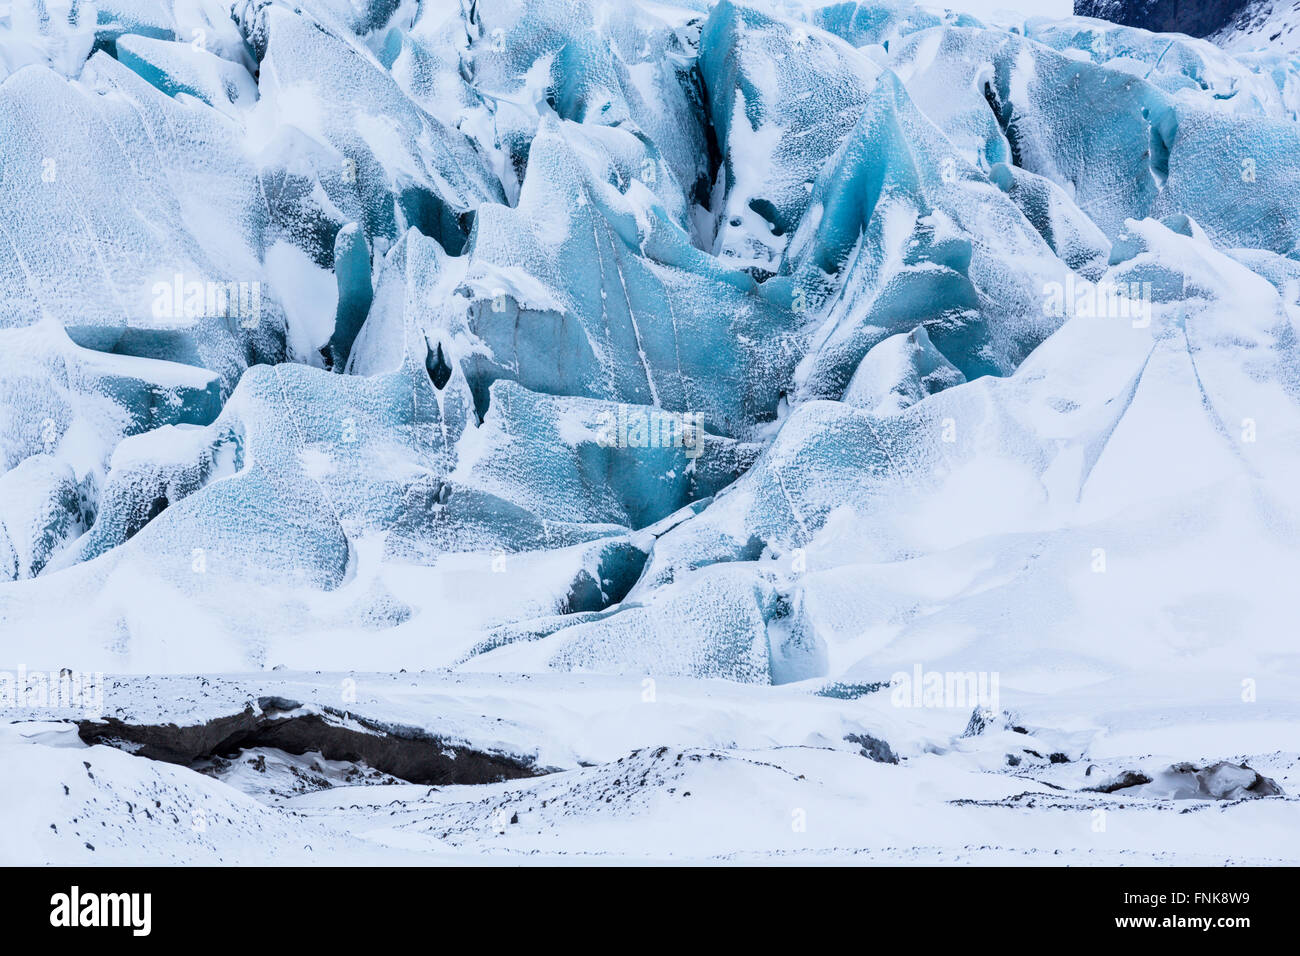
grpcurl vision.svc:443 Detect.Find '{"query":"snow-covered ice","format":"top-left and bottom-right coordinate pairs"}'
top-left (2, 0), bottom-right (1300, 865)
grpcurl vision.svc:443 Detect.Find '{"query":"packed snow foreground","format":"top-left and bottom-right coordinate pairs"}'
top-left (1, 0), bottom-right (1299, 864)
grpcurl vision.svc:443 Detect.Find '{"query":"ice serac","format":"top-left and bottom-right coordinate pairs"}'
top-left (456, 117), bottom-right (802, 440)
top-left (0, 54), bottom-right (285, 391)
top-left (813, 0), bottom-right (977, 49)
top-left (634, 215), bottom-right (1300, 683)
top-left (1150, 105), bottom-right (1300, 256)
top-left (0, 349), bottom-right (746, 666)
top-left (891, 26), bottom-right (1171, 240)
top-left (476, 562), bottom-right (779, 684)
top-left (0, 238), bottom-right (763, 669)
top-left (325, 223), bottom-right (375, 370)
top-left (0, 322), bottom-right (224, 570)
top-left (699, 0), bottom-right (882, 275)
top-left (380, 370), bottom-right (755, 569)
top-left (345, 227), bottom-right (461, 379)
top-left (267, 0), bottom-right (413, 41)
top-left (1026, 18), bottom-right (1292, 117)
top-left (254, 4), bottom-right (505, 256)
top-left (456, 379), bottom-right (759, 531)
top-left (0, 0), bottom-right (96, 78)
top-left (115, 35), bottom-right (258, 120)
top-left (96, 0), bottom-right (253, 65)
top-left (0, 322), bottom-right (223, 460)
top-left (53, 423), bottom-right (243, 568)
top-left (778, 70), bottom-right (1068, 402)
top-left (0, 455), bottom-right (88, 580)
top-left (891, 22), bottom-right (1300, 256)
top-left (452, 0), bottom-right (713, 213)
top-left (841, 325), bottom-right (966, 415)
top-left (988, 163), bottom-right (1111, 280)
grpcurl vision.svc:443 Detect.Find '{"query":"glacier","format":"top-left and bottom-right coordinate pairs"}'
top-left (2, 0), bottom-right (1300, 865)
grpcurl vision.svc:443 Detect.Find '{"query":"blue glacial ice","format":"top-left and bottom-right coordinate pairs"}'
top-left (3, 0), bottom-right (1300, 697)
top-left (699, 0), bottom-right (882, 273)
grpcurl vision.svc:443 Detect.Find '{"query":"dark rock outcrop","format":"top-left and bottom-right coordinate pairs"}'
top-left (78, 698), bottom-right (543, 786)
top-left (1075, 0), bottom-right (1251, 37)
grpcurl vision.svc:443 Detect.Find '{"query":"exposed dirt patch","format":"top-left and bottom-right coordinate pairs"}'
top-left (78, 697), bottom-right (544, 786)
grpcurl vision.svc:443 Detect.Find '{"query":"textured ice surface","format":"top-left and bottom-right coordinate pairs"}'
top-left (780, 71), bottom-right (1070, 398)
top-left (0, 53), bottom-right (285, 388)
top-left (418, 112), bottom-right (800, 439)
top-left (3, 0), bottom-right (1300, 864)
top-left (0, 0), bottom-right (96, 77)
top-left (840, 324), bottom-right (966, 415)
top-left (699, 0), bottom-right (882, 273)
top-left (637, 216), bottom-right (1300, 689)
top-left (814, 0), bottom-right (979, 48)
top-left (988, 162), bottom-right (1111, 279)
top-left (890, 26), bottom-right (1173, 239)
top-left (5, 671), bottom-right (1300, 864)
top-left (1027, 15), bottom-right (1295, 116)
top-left (2, 0), bottom-right (1299, 677)
top-left (252, 4), bottom-right (504, 256)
